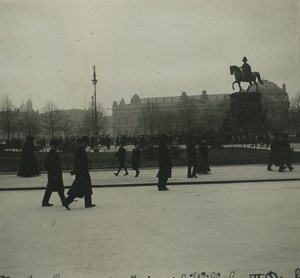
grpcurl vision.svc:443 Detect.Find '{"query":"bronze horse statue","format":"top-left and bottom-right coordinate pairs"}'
top-left (230, 65), bottom-right (263, 92)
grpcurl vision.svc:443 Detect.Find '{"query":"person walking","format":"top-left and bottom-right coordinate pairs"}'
top-left (131, 142), bottom-right (141, 177)
top-left (157, 135), bottom-right (172, 191)
top-left (279, 133), bottom-right (294, 172)
top-left (64, 136), bottom-right (95, 210)
top-left (114, 143), bottom-right (128, 176)
top-left (18, 136), bottom-right (40, 177)
top-left (186, 136), bottom-right (198, 178)
top-left (267, 134), bottom-right (280, 171)
top-left (42, 139), bottom-right (66, 207)
top-left (198, 137), bottom-right (211, 174)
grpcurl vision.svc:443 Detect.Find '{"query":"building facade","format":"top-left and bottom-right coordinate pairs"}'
top-left (112, 80), bottom-right (290, 136)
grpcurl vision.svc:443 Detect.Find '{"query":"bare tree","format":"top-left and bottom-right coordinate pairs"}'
top-left (140, 100), bottom-right (160, 135)
top-left (290, 92), bottom-right (300, 112)
top-left (60, 112), bottom-right (72, 138)
top-left (18, 110), bottom-right (40, 136)
top-left (177, 92), bottom-right (198, 132)
top-left (42, 101), bottom-right (62, 139)
top-left (0, 95), bottom-right (18, 140)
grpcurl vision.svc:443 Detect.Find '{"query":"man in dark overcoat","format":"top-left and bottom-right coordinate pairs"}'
top-left (42, 139), bottom-right (66, 207)
top-left (131, 142), bottom-right (141, 177)
top-left (279, 133), bottom-right (294, 172)
top-left (114, 143), bottom-right (129, 176)
top-left (267, 134), bottom-right (280, 171)
top-left (18, 136), bottom-right (40, 177)
top-left (64, 136), bottom-right (95, 210)
top-left (157, 135), bottom-right (172, 191)
top-left (198, 137), bottom-right (211, 174)
top-left (186, 136), bottom-right (198, 178)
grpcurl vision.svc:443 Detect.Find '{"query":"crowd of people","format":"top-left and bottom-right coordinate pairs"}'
top-left (15, 131), bottom-right (295, 209)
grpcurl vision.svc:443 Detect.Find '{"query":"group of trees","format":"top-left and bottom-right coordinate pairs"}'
top-left (139, 92), bottom-right (229, 135)
top-left (0, 95), bottom-right (107, 141)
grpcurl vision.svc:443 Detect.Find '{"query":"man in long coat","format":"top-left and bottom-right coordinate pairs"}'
top-left (186, 136), bottom-right (198, 178)
top-left (64, 136), bottom-right (95, 210)
top-left (131, 142), bottom-right (141, 177)
top-left (42, 139), bottom-right (66, 207)
top-left (114, 143), bottom-right (129, 176)
top-left (157, 135), bottom-right (172, 191)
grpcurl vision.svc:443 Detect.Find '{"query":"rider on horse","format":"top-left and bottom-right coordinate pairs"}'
top-left (240, 57), bottom-right (252, 82)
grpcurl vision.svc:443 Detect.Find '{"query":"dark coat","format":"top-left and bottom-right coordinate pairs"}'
top-left (281, 139), bottom-right (292, 164)
top-left (131, 148), bottom-right (141, 170)
top-left (68, 146), bottom-right (92, 198)
top-left (186, 142), bottom-right (197, 164)
top-left (115, 147), bottom-right (126, 163)
top-left (269, 138), bottom-right (281, 165)
top-left (157, 143), bottom-right (172, 178)
top-left (45, 149), bottom-right (64, 192)
top-left (198, 141), bottom-right (210, 172)
top-left (18, 141), bottom-right (40, 177)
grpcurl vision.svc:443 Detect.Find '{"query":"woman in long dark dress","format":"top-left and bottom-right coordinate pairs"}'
top-left (18, 136), bottom-right (40, 177)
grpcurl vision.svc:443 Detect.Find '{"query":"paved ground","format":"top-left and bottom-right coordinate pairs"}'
top-left (1, 164), bottom-right (300, 278)
top-left (0, 180), bottom-right (300, 278)
top-left (1, 164), bottom-right (300, 190)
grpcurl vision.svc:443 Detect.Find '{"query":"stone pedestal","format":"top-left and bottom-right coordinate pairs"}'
top-left (228, 92), bottom-right (266, 133)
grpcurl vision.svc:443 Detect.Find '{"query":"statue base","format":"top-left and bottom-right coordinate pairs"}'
top-left (228, 91), bottom-right (265, 133)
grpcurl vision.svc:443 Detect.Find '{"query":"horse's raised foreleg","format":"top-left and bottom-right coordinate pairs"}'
top-left (232, 81), bottom-right (237, 90)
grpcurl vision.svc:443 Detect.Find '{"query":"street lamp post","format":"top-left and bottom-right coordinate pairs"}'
top-left (92, 65), bottom-right (98, 135)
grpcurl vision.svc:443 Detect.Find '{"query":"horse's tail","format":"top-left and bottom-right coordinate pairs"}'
top-left (255, 72), bottom-right (263, 85)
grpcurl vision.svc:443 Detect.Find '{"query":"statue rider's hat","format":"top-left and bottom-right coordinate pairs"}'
top-left (242, 57), bottom-right (248, 62)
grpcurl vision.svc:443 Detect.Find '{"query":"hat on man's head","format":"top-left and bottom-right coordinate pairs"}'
top-left (242, 57), bottom-right (248, 62)
top-left (50, 138), bottom-right (60, 146)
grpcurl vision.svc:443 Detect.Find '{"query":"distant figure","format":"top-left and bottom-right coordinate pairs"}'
top-left (64, 136), bottom-right (96, 210)
top-left (198, 137), bottom-right (211, 174)
top-left (240, 56), bottom-right (252, 82)
top-left (157, 135), bottom-right (172, 191)
top-left (186, 137), bottom-right (198, 178)
top-left (42, 139), bottom-right (66, 207)
top-left (279, 133), bottom-right (294, 172)
top-left (131, 142), bottom-right (141, 177)
top-left (267, 134), bottom-right (281, 171)
top-left (114, 143), bottom-right (128, 176)
top-left (18, 136), bottom-right (40, 177)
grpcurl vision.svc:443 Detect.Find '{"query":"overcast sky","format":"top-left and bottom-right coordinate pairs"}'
top-left (0, 0), bottom-right (299, 114)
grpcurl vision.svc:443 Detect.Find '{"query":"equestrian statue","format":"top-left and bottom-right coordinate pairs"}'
top-left (230, 57), bottom-right (263, 92)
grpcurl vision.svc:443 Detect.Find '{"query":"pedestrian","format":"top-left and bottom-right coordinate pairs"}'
top-left (267, 134), bottom-right (281, 171)
top-left (279, 133), bottom-right (294, 172)
top-left (63, 136), bottom-right (96, 210)
top-left (18, 136), bottom-right (40, 177)
top-left (198, 137), bottom-right (211, 174)
top-left (186, 136), bottom-right (198, 178)
top-left (42, 138), bottom-right (66, 207)
top-left (114, 143), bottom-right (128, 176)
top-left (157, 135), bottom-right (172, 191)
top-left (131, 142), bottom-right (141, 177)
